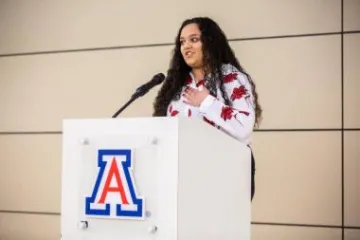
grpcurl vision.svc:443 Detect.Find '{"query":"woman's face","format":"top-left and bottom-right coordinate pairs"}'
top-left (179, 23), bottom-right (204, 69)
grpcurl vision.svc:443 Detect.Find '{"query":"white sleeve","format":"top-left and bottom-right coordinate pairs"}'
top-left (198, 71), bottom-right (255, 142)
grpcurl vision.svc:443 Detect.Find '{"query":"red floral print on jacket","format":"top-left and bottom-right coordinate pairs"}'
top-left (223, 72), bottom-right (238, 83)
top-left (185, 76), bottom-right (192, 85)
top-left (221, 106), bottom-right (233, 121)
top-left (231, 86), bottom-right (247, 101)
top-left (168, 105), bottom-right (179, 116)
top-left (203, 117), bottom-right (215, 126)
top-left (196, 80), bottom-right (205, 87)
top-left (238, 110), bottom-right (250, 116)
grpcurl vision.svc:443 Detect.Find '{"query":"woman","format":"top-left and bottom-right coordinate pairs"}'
top-left (153, 17), bottom-right (262, 201)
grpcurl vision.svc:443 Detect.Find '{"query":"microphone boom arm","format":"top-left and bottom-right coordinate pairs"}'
top-left (111, 73), bottom-right (165, 118)
top-left (111, 94), bottom-right (138, 118)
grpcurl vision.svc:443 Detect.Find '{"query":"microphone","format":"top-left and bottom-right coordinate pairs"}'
top-left (132, 73), bottom-right (165, 98)
top-left (112, 73), bottom-right (165, 118)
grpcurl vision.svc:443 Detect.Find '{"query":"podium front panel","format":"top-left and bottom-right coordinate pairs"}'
top-left (61, 118), bottom-right (179, 240)
top-left (78, 134), bottom-right (158, 239)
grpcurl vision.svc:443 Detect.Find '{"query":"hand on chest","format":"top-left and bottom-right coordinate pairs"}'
top-left (168, 80), bottom-right (223, 118)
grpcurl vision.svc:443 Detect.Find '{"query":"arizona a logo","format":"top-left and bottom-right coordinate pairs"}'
top-left (85, 149), bottom-right (144, 219)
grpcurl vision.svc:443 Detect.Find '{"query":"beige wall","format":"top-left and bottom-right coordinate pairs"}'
top-left (0, 0), bottom-right (359, 239)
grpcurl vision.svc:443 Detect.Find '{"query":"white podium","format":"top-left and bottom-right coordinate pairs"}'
top-left (61, 117), bottom-right (251, 240)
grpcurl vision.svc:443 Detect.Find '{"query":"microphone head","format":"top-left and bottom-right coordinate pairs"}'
top-left (153, 73), bottom-right (165, 84)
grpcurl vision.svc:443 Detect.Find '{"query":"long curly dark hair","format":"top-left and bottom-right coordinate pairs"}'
top-left (153, 17), bottom-right (262, 127)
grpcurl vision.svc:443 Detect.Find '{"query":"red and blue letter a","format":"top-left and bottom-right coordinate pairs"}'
top-left (85, 149), bottom-right (144, 219)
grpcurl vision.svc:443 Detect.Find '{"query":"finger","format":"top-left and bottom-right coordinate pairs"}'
top-left (184, 89), bottom-right (191, 96)
top-left (185, 87), bottom-right (197, 94)
top-left (183, 91), bottom-right (194, 99)
top-left (182, 94), bottom-right (195, 104)
top-left (183, 96), bottom-right (193, 104)
top-left (182, 97), bottom-right (191, 104)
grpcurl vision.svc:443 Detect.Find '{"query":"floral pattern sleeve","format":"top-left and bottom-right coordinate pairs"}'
top-left (199, 71), bottom-right (255, 142)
